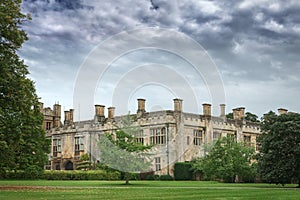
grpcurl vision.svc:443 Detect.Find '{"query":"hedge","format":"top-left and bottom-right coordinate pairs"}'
top-left (0, 170), bottom-right (120, 180)
top-left (174, 162), bottom-right (193, 180)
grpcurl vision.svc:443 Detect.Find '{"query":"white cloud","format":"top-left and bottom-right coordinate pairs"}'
top-left (264, 19), bottom-right (285, 33)
top-left (254, 12), bottom-right (264, 22)
top-left (232, 40), bottom-right (244, 54)
top-left (190, 0), bottom-right (221, 15)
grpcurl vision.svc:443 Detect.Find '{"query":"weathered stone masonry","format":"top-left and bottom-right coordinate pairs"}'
top-left (43, 99), bottom-right (261, 175)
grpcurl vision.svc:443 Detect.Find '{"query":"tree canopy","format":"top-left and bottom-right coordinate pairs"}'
top-left (0, 0), bottom-right (50, 175)
top-left (98, 114), bottom-right (152, 184)
top-left (257, 111), bottom-right (300, 187)
top-left (192, 137), bottom-right (256, 183)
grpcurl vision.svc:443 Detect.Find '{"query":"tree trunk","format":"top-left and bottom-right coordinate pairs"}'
top-left (125, 172), bottom-right (130, 185)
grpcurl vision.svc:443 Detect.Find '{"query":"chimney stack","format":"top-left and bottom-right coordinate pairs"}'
top-left (95, 105), bottom-right (105, 117)
top-left (64, 110), bottom-right (70, 126)
top-left (202, 103), bottom-right (211, 116)
top-left (137, 99), bottom-right (146, 117)
top-left (220, 104), bottom-right (226, 117)
top-left (278, 108), bottom-right (288, 115)
top-left (174, 98), bottom-right (183, 112)
top-left (39, 102), bottom-right (44, 113)
top-left (53, 103), bottom-right (61, 128)
top-left (69, 109), bottom-right (74, 122)
top-left (233, 107), bottom-right (245, 120)
top-left (95, 105), bottom-right (105, 122)
top-left (108, 107), bottom-right (115, 120)
top-left (64, 109), bottom-right (74, 126)
top-left (64, 110), bottom-right (70, 121)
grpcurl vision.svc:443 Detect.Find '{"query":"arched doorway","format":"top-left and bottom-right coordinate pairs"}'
top-left (64, 160), bottom-right (74, 170)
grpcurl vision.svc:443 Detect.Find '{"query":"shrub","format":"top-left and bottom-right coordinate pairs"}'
top-left (145, 174), bottom-right (159, 180)
top-left (0, 168), bottom-right (43, 180)
top-left (174, 162), bottom-right (193, 180)
top-left (0, 170), bottom-right (121, 180)
top-left (159, 174), bottom-right (174, 181)
top-left (43, 170), bottom-right (120, 180)
top-left (24, 165), bottom-right (44, 179)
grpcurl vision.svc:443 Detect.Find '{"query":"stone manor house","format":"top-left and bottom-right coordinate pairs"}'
top-left (41, 99), bottom-right (263, 175)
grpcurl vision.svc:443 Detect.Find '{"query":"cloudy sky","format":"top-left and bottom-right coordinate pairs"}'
top-left (20, 0), bottom-right (300, 120)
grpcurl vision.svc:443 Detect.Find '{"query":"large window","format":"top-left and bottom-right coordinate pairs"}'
top-left (193, 130), bottom-right (203, 146)
top-left (150, 128), bottom-right (166, 145)
top-left (227, 133), bottom-right (236, 142)
top-left (75, 137), bottom-right (84, 156)
top-left (53, 139), bottom-right (61, 157)
top-left (135, 130), bottom-right (144, 145)
top-left (244, 135), bottom-right (251, 147)
top-left (155, 157), bottom-right (161, 171)
top-left (46, 122), bottom-right (51, 130)
top-left (213, 131), bottom-right (221, 142)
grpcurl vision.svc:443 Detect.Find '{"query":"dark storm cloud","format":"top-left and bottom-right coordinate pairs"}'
top-left (19, 0), bottom-right (300, 117)
top-left (23, 0), bottom-right (90, 14)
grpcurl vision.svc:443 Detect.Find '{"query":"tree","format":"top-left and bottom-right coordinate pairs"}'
top-left (257, 111), bottom-right (300, 187)
top-left (245, 112), bottom-right (259, 122)
top-left (98, 114), bottom-right (153, 184)
top-left (0, 0), bottom-right (50, 175)
top-left (76, 153), bottom-right (92, 170)
top-left (226, 112), bottom-right (233, 119)
top-left (192, 137), bottom-right (256, 183)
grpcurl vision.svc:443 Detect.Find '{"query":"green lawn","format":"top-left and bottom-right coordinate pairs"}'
top-left (0, 180), bottom-right (298, 200)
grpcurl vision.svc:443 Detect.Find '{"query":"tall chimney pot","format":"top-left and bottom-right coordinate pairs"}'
top-left (108, 107), bottom-right (115, 120)
top-left (174, 98), bottom-right (183, 112)
top-left (202, 103), bottom-right (211, 116)
top-left (220, 104), bottom-right (226, 117)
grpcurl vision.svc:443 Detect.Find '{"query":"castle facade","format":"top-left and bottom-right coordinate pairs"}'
top-left (42, 99), bottom-right (261, 175)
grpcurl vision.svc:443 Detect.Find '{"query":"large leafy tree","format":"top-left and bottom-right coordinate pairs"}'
top-left (257, 111), bottom-right (300, 187)
top-left (0, 0), bottom-right (50, 175)
top-left (192, 137), bottom-right (256, 183)
top-left (98, 114), bottom-right (152, 184)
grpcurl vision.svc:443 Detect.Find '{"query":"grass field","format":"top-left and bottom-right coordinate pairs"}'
top-left (0, 180), bottom-right (299, 200)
